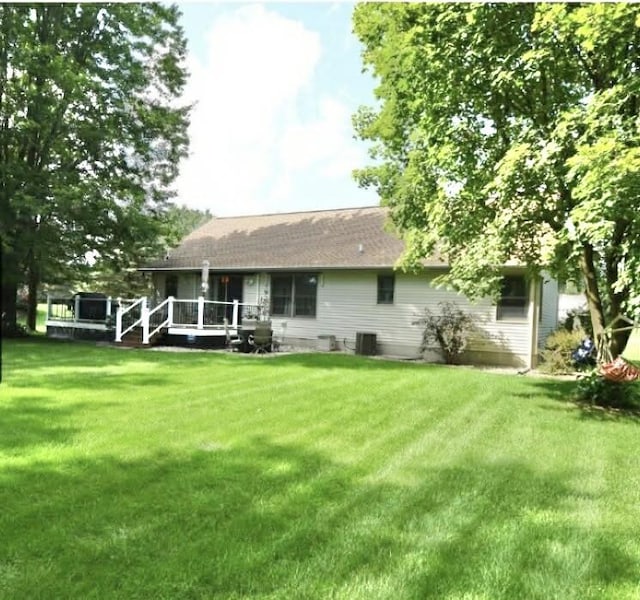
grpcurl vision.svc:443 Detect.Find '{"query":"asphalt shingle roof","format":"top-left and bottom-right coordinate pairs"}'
top-left (143, 206), bottom-right (446, 272)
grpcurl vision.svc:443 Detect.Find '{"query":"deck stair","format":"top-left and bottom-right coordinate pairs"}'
top-left (119, 326), bottom-right (163, 348)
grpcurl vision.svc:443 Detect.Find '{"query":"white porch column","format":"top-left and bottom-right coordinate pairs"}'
top-left (115, 297), bottom-right (123, 342)
top-left (232, 299), bottom-right (239, 327)
top-left (74, 294), bottom-right (80, 322)
top-left (167, 296), bottom-right (174, 326)
top-left (197, 296), bottom-right (205, 329)
top-left (142, 296), bottom-right (150, 344)
top-left (47, 294), bottom-right (52, 321)
top-left (106, 297), bottom-right (112, 319)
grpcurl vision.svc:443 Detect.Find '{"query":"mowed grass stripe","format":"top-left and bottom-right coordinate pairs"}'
top-left (2, 339), bottom-right (640, 599)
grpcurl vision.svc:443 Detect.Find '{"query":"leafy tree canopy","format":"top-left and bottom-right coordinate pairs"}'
top-left (84, 204), bottom-right (212, 298)
top-left (0, 3), bottom-right (190, 331)
top-left (353, 3), bottom-right (640, 356)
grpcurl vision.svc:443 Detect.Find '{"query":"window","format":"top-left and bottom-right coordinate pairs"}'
top-left (377, 274), bottom-right (395, 304)
top-left (271, 273), bottom-right (317, 317)
top-left (165, 274), bottom-right (178, 299)
top-left (497, 275), bottom-right (528, 320)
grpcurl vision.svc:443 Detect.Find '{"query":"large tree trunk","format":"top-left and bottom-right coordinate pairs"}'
top-left (580, 243), bottom-right (607, 357)
top-left (1, 280), bottom-right (18, 334)
top-left (604, 246), bottom-right (632, 360)
top-left (26, 263), bottom-right (39, 331)
top-left (580, 243), bottom-right (631, 360)
top-left (1, 244), bottom-right (25, 335)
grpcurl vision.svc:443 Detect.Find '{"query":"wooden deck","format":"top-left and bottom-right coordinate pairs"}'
top-left (46, 294), bottom-right (260, 345)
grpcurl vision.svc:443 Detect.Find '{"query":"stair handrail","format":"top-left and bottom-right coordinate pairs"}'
top-left (115, 297), bottom-right (146, 342)
top-left (144, 297), bottom-right (172, 344)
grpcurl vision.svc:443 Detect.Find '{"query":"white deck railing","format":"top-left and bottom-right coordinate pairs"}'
top-left (47, 294), bottom-right (115, 325)
top-left (145, 297), bottom-right (172, 344)
top-left (114, 297), bottom-right (261, 345)
top-left (115, 297), bottom-right (146, 342)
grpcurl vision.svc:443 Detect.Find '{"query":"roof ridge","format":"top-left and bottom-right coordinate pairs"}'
top-left (208, 205), bottom-right (384, 220)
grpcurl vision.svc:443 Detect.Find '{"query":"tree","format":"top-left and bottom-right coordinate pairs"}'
top-left (83, 204), bottom-right (212, 299)
top-left (166, 204), bottom-right (213, 241)
top-left (353, 3), bottom-right (640, 358)
top-left (0, 4), bottom-right (190, 334)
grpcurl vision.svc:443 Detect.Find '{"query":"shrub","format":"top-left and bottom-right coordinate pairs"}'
top-left (413, 302), bottom-right (474, 364)
top-left (575, 370), bottom-right (639, 409)
top-left (539, 329), bottom-right (586, 374)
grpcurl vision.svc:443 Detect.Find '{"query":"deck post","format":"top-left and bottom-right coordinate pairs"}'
top-left (47, 294), bottom-right (52, 321)
top-left (115, 297), bottom-right (123, 342)
top-left (74, 294), bottom-right (80, 323)
top-left (106, 297), bottom-right (112, 319)
top-left (232, 299), bottom-right (239, 327)
top-left (197, 296), bottom-right (205, 330)
top-left (167, 296), bottom-right (174, 327)
top-left (142, 296), bottom-right (150, 344)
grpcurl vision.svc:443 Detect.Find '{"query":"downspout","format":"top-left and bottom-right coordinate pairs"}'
top-left (528, 277), bottom-right (541, 369)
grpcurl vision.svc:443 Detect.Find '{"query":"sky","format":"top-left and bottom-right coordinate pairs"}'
top-left (173, 2), bottom-right (380, 217)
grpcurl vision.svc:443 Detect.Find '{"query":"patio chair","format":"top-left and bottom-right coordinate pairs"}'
top-left (224, 318), bottom-right (243, 352)
top-left (249, 320), bottom-right (272, 354)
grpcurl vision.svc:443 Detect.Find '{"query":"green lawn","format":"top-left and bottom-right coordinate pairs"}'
top-left (2, 339), bottom-right (640, 599)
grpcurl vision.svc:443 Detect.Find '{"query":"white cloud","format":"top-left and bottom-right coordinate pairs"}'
top-left (174, 4), bottom-right (375, 217)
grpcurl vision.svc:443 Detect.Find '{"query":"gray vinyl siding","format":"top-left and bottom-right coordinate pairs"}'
top-left (267, 270), bottom-right (532, 366)
top-left (153, 268), bottom-right (536, 366)
top-left (151, 272), bottom-right (199, 302)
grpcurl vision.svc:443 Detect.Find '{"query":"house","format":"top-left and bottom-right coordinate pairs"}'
top-left (136, 206), bottom-right (558, 367)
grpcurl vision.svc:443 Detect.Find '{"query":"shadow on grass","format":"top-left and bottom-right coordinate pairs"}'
top-left (249, 351), bottom-right (441, 373)
top-left (515, 376), bottom-right (640, 424)
top-left (0, 396), bottom-right (81, 451)
top-left (2, 337), bottom-right (186, 391)
top-left (2, 437), bottom-right (637, 599)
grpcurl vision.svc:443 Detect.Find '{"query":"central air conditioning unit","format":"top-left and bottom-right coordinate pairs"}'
top-left (355, 332), bottom-right (377, 356)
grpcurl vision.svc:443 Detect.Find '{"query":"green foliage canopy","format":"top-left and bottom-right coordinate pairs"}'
top-left (353, 3), bottom-right (640, 355)
top-left (0, 3), bottom-right (190, 329)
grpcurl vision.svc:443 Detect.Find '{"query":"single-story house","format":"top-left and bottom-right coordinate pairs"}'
top-left (138, 205), bottom-right (558, 367)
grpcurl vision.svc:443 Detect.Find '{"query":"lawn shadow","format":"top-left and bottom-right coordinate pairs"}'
top-left (515, 376), bottom-right (640, 424)
top-left (3, 337), bottom-right (184, 391)
top-left (249, 351), bottom-right (438, 373)
top-left (0, 395), bottom-right (81, 452)
top-left (2, 437), bottom-right (637, 598)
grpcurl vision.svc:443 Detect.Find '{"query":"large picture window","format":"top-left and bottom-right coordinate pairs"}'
top-left (271, 273), bottom-right (318, 317)
top-left (497, 275), bottom-right (528, 320)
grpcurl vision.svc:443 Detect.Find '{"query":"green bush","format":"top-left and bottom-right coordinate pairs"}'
top-left (575, 370), bottom-right (639, 409)
top-left (413, 302), bottom-right (475, 364)
top-left (539, 329), bottom-right (585, 374)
